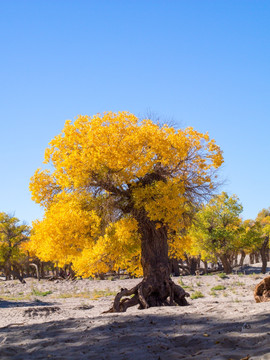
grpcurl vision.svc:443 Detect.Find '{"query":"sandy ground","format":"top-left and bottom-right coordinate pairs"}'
top-left (1, 265), bottom-right (270, 360)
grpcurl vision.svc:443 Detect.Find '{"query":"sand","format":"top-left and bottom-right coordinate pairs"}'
top-left (1, 265), bottom-right (270, 360)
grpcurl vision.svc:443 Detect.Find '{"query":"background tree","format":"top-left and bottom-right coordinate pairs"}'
top-left (190, 192), bottom-right (243, 274)
top-left (238, 219), bottom-right (262, 267)
top-left (0, 212), bottom-right (30, 282)
top-left (29, 111), bottom-right (223, 312)
top-left (255, 208), bottom-right (270, 273)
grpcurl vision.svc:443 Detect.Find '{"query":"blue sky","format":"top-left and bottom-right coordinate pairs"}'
top-left (0, 0), bottom-right (269, 225)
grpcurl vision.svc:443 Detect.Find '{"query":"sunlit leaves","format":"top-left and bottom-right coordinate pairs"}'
top-left (0, 213), bottom-right (30, 265)
top-left (29, 111), bottom-right (223, 276)
top-left (190, 192), bottom-right (243, 261)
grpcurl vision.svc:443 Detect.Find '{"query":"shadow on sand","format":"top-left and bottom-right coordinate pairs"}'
top-left (0, 309), bottom-right (270, 360)
top-left (0, 299), bottom-right (56, 308)
top-left (234, 265), bottom-right (270, 275)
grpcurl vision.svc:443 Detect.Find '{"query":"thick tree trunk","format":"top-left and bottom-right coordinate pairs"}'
top-left (260, 236), bottom-right (269, 274)
top-left (219, 254), bottom-right (232, 274)
top-left (106, 214), bottom-right (189, 312)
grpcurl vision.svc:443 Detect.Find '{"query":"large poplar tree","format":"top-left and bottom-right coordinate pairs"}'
top-left (29, 112), bottom-right (223, 311)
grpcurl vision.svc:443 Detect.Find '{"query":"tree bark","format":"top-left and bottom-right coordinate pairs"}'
top-left (106, 213), bottom-right (189, 312)
top-left (219, 254), bottom-right (232, 274)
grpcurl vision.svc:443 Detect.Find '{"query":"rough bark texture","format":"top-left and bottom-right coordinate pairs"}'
top-left (106, 214), bottom-right (189, 312)
top-left (254, 276), bottom-right (270, 303)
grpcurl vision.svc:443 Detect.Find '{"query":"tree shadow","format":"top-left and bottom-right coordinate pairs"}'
top-left (0, 299), bottom-right (56, 308)
top-left (235, 265), bottom-right (270, 274)
top-left (0, 309), bottom-right (270, 359)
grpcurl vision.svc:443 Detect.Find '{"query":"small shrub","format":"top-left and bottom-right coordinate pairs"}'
top-left (32, 288), bottom-right (52, 297)
top-left (232, 281), bottom-right (244, 286)
top-left (178, 277), bottom-right (185, 286)
top-left (211, 285), bottom-right (226, 291)
top-left (91, 289), bottom-right (117, 300)
top-left (218, 273), bottom-right (228, 279)
top-left (190, 291), bottom-right (204, 299)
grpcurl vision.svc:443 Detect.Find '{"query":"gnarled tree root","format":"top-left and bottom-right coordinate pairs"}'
top-left (254, 276), bottom-right (270, 303)
top-left (104, 279), bottom-right (190, 313)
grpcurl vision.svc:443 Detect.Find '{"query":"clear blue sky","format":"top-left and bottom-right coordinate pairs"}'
top-left (1, 0), bottom-right (269, 225)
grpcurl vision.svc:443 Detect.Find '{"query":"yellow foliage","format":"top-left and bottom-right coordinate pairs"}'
top-left (28, 112), bottom-right (223, 276)
top-left (27, 192), bottom-right (101, 267)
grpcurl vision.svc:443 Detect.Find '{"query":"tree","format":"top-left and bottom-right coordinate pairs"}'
top-left (256, 208), bottom-right (270, 273)
top-left (29, 111), bottom-right (223, 311)
top-left (0, 212), bottom-right (30, 282)
top-left (190, 192), bottom-right (243, 274)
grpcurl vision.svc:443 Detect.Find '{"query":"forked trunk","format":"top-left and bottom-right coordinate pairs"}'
top-left (106, 214), bottom-right (189, 312)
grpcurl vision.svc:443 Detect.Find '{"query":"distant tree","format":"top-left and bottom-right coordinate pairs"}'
top-left (0, 213), bottom-right (30, 282)
top-left (238, 219), bottom-right (262, 267)
top-left (190, 192), bottom-right (243, 274)
top-left (29, 111), bottom-right (223, 311)
top-left (256, 208), bottom-right (270, 273)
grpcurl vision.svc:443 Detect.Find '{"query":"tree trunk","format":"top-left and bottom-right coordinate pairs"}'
top-left (219, 254), bottom-right (232, 274)
top-left (239, 250), bottom-right (246, 267)
top-left (30, 263), bottom-right (40, 281)
top-left (170, 258), bottom-right (180, 276)
top-left (260, 236), bottom-right (269, 274)
top-left (250, 253), bottom-right (255, 264)
top-left (11, 263), bottom-right (26, 284)
top-left (40, 262), bottom-right (45, 279)
top-left (267, 249), bottom-right (270, 262)
top-left (190, 257), bottom-right (199, 275)
top-left (233, 252), bottom-right (238, 267)
top-left (255, 252), bottom-right (260, 263)
top-left (106, 214), bottom-right (189, 312)
top-left (203, 260), bottom-right (208, 274)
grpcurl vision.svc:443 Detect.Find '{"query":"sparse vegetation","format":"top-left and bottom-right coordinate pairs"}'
top-left (56, 289), bottom-right (117, 300)
top-left (218, 273), bottom-right (228, 279)
top-left (211, 285), bottom-right (226, 291)
top-left (190, 291), bottom-right (204, 299)
top-left (31, 288), bottom-right (53, 297)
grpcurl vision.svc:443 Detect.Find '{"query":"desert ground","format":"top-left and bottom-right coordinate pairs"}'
top-left (1, 264), bottom-right (270, 360)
